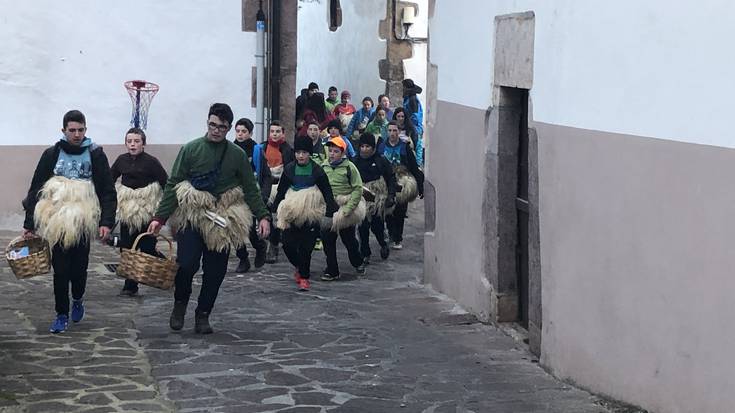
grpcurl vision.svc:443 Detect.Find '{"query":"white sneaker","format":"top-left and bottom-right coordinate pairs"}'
top-left (391, 242), bottom-right (403, 250)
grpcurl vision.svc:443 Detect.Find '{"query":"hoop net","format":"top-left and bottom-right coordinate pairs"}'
top-left (124, 80), bottom-right (159, 130)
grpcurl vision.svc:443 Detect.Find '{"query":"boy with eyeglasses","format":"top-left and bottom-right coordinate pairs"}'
top-left (147, 103), bottom-right (271, 334)
top-left (22, 110), bottom-right (117, 333)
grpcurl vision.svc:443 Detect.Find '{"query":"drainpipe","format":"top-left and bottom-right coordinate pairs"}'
top-left (255, 1), bottom-right (266, 143)
top-left (270, 0), bottom-right (282, 122)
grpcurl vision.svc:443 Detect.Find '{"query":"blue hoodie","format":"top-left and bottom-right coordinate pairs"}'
top-left (345, 107), bottom-right (375, 140)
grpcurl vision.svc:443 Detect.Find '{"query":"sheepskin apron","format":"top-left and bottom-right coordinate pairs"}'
top-left (167, 181), bottom-right (253, 252)
top-left (275, 186), bottom-right (326, 230)
top-left (331, 194), bottom-right (366, 231)
top-left (363, 177), bottom-right (388, 220)
top-left (35, 176), bottom-right (100, 250)
top-left (116, 183), bottom-right (162, 232)
top-left (394, 165), bottom-right (418, 205)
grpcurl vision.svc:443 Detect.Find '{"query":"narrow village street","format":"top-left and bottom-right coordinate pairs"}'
top-left (1, 203), bottom-right (629, 412)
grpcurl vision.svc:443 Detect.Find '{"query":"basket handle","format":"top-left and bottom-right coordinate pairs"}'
top-left (131, 232), bottom-right (175, 262)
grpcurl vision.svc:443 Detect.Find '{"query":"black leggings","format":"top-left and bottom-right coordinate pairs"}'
top-left (386, 202), bottom-right (408, 243)
top-left (174, 227), bottom-right (229, 314)
top-left (52, 240), bottom-right (90, 316)
top-left (282, 224), bottom-right (320, 278)
top-left (358, 214), bottom-right (387, 257)
top-left (321, 226), bottom-right (363, 276)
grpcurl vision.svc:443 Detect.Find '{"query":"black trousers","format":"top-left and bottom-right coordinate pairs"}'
top-left (282, 224), bottom-right (320, 279)
top-left (321, 226), bottom-right (363, 276)
top-left (174, 227), bottom-right (229, 314)
top-left (52, 240), bottom-right (90, 316)
top-left (119, 223), bottom-right (157, 292)
top-left (386, 202), bottom-right (408, 243)
top-left (235, 220), bottom-right (267, 261)
top-left (269, 227), bottom-right (282, 247)
top-left (358, 214), bottom-right (387, 257)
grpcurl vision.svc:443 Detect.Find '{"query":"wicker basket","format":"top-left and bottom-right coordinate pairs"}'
top-left (5, 236), bottom-right (51, 279)
top-left (117, 232), bottom-right (178, 290)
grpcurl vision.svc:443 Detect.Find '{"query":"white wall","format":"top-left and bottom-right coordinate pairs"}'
top-left (430, 0), bottom-right (735, 148)
top-left (0, 0), bottom-right (256, 146)
top-left (296, 0), bottom-right (386, 103)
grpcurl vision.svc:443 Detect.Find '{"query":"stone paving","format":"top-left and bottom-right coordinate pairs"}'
top-left (0, 203), bottom-right (639, 412)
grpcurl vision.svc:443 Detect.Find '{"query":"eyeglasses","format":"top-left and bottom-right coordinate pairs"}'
top-left (208, 122), bottom-right (230, 132)
top-left (67, 127), bottom-right (86, 133)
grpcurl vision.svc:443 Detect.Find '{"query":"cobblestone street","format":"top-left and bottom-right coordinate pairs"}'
top-left (1, 203), bottom-right (619, 412)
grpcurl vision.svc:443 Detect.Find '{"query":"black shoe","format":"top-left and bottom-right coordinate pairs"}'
top-left (265, 244), bottom-right (278, 264)
top-left (355, 263), bottom-right (367, 276)
top-left (235, 259), bottom-right (251, 273)
top-left (169, 301), bottom-right (187, 331)
top-left (254, 248), bottom-right (267, 268)
top-left (362, 254), bottom-right (371, 265)
top-left (119, 288), bottom-right (139, 297)
top-left (194, 311), bottom-right (213, 334)
top-left (320, 272), bottom-right (340, 281)
top-left (380, 244), bottom-right (390, 260)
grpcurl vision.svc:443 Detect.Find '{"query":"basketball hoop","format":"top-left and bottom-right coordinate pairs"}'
top-left (124, 80), bottom-right (159, 130)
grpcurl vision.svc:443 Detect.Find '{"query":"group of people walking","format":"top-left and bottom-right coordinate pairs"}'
top-left (20, 79), bottom-right (425, 335)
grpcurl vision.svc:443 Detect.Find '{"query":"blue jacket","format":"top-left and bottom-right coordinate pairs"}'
top-left (403, 95), bottom-right (424, 135)
top-left (345, 107), bottom-right (375, 140)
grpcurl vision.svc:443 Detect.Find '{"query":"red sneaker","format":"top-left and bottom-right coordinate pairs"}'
top-left (294, 271), bottom-right (302, 283)
top-left (298, 277), bottom-right (310, 291)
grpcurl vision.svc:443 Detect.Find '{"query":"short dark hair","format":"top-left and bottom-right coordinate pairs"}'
top-left (125, 127), bottom-right (147, 145)
top-left (306, 120), bottom-right (320, 129)
top-left (378, 94), bottom-right (388, 102)
top-left (362, 96), bottom-right (374, 105)
top-left (269, 120), bottom-right (284, 132)
top-left (375, 107), bottom-right (386, 115)
top-left (328, 86), bottom-right (338, 93)
top-left (235, 118), bottom-right (254, 134)
top-left (63, 110), bottom-right (86, 129)
top-left (208, 103), bottom-right (234, 125)
top-left (387, 121), bottom-right (398, 128)
top-left (308, 82), bottom-right (319, 90)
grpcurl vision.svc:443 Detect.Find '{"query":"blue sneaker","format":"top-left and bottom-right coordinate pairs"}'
top-left (50, 314), bottom-right (68, 334)
top-left (71, 299), bottom-right (85, 323)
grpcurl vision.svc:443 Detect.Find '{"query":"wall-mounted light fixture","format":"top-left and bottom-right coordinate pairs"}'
top-left (393, 1), bottom-right (427, 42)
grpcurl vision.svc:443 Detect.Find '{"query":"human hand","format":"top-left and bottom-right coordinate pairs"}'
top-left (99, 226), bottom-right (111, 242)
top-left (257, 218), bottom-right (271, 239)
top-left (147, 220), bottom-right (162, 235)
top-left (22, 229), bottom-right (35, 239)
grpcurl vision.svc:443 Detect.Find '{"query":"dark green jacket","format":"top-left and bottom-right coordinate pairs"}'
top-left (154, 136), bottom-right (270, 222)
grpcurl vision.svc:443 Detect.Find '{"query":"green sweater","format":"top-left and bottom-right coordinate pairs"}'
top-left (155, 136), bottom-right (269, 221)
top-left (321, 159), bottom-right (363, 214)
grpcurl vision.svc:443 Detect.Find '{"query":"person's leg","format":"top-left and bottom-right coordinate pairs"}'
top-left (391, 203), bottom-right (408, 246)
top-left (195, 247), bottom-right (230, 334)
top-left (372, 214), bottom-right (390, 259)
top-left (119, 223), bottom-right (138, 293)
top-left (51, 244), bottom-right (72, 317)
top-left (266, 227), bottom-right (281, 263)
top-left (68, 239), bottom-right (90, 322)
top-left (281, 227), bottom-right (302, 270)
top-left (170, 227), bottom-right (204, 330)
top-left (320, 229), bottom-right (340, 279)
top-left (298, 225), bottom-right (319, 279)
top-left (234, 243), bottom-right (250, 273)
top-left (339, 226), bottom-right (365, 271)
top-left (357, 218), bottom-right (372, 259)
top-left (249, 221), bottom-right (267, 268)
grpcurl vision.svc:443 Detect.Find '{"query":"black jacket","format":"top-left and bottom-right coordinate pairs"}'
top-left (234, 139), bottom-right (273, 204)
top-left (23, 140), bottom-right (117, 230)
top-left (110, 152), bottom-right (168, 189)
top-left (271, 160), bottom-right (339, 218)
top-left (352, 152), bottom-right (397, 198)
